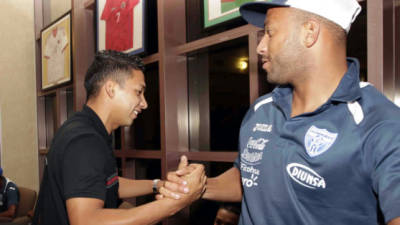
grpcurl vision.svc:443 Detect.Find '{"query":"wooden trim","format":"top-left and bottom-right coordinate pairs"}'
top-left (35, 40), bottom-right (43, 94)
top-left (37, 96), bottom-right (46, 149)
top-left (381, 0), bottom-right (396, 101)
top-left (114, 150), bottom-right (162, 159)
top-left (395, 1), bottom-right (400, 105)
top-left (185, 152), bottom-right (238, 163)
top-left (367, 0), bottom-right (384, 91)
top-left (248, 30), bottom-right (260, 104)
top-left (157, 0), bottom-right (167, 180)
top-left (37, 84), bottom-right (73, 97)
top-left (120, 128), bottom-right (126, 151)
top-left (175, 24), bottom-right (261, 55)
top-left (42, 0), bottom-right (51, 28)
top-left (143, 53), bottom-right (159, 65)
top-left (84, 0), bottom-right (95, 10)
top-left (51, 96), bottom-right (57, 144)
top-left (157, 0), bottom-right (189, 175)
top-left (72, 0), bottom-right (95, 111)
top-left (367, 0), bottom-right (397, 100)
top-left (120, 157), bottom-right (126, 176)
top-left (187, 52), bottom-right (210, 151)
top-left (56, 89), bottom-right (68, 128)
top-left (157, 1), bottom-right (189, 223)
top-left (34, 0), bottom-right (43, 40)
top-left (39, 154), bottom-right (46, 182)
top-left (37, 89), bottom-right (56, 97)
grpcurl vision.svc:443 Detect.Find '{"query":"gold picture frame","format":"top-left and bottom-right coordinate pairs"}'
top-left (41, 12), bottom-right (72, 90)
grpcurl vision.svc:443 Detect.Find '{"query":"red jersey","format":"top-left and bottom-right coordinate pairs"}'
top-left (101, 0), bottom-right (139, 51)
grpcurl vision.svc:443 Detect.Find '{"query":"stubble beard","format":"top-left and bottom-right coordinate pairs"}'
top-left (266, 31), bottom-right (306, 85)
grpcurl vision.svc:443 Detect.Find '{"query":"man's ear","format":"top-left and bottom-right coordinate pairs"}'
top-left (302, 19), bottom-right (320, 48)
top-left (104, 80), bottom-right (116, 98)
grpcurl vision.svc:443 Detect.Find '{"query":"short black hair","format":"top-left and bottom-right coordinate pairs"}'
top-left (220, 202), bottom-right (241, 215)
top-left (84, 50), bottom-right (144, 101)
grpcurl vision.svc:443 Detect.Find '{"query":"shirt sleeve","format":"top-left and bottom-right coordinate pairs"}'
top-left (100, 0), bottom-right (113, 21)
top-left (367, 121), bottom-right (400, 223)
top-left (63, 134), bottom-right (108, 201)
top-left (234, 107), bottom-right (254, 169)
top-left (5, 183), bottom-right (19, 207)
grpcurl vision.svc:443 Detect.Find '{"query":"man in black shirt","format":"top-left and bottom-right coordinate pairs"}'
top-left (33, 50), bottom-right (206, 225)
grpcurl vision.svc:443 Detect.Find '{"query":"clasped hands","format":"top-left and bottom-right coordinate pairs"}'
top-left (155, 155), bottom-right (206, 205)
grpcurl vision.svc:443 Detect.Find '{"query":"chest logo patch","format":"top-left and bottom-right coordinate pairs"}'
top-left (304, 125), bottom-right (338, 157)
top-left (287, 163), bottom-right (326, 189)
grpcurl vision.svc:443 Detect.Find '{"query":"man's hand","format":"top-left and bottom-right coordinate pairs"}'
top-left (389, 217), bottom-right (400, 225)
top-left (177, 163), bottom-right (207, 205)
top-left (157, 155), bottom-right (206, 203)
top-left (156, 155), bottom-right (193, 199)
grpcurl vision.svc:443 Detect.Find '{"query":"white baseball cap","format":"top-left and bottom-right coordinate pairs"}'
top-left (240, 0), bottom-right (362, 33)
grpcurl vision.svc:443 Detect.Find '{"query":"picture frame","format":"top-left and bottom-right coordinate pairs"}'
top-left (96, 0), bottom-right (146, 55)
top-left (41, 11), bottom-right (72, 90)
top-left (203, 0), bottom-right (256, 28)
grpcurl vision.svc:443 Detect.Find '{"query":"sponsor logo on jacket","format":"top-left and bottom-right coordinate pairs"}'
top-left (304, 125), bottom-right (338, 157)
top-left (246, 137), bottom-right (269, 150)
top-left (252, 123), bottom-right (273, 133)
top-left (241, 148), bottom-right (263, 164)
top-left (240, 163), bottom-right (260, 175)
top-left (286, 163), bottom-right (326, 189)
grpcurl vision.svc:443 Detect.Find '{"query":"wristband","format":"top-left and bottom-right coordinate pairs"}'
top-left (152, 179), bottom-right (160, 194)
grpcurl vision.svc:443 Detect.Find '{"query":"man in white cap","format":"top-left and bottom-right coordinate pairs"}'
top-left (179, 0), bottom-right (400, 224)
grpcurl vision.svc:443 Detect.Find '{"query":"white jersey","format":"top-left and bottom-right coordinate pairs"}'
top-left (44, 27), bottom-right (68, 84)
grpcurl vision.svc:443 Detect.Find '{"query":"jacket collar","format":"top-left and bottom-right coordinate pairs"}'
top-left (272, 57), bottom-right (361, 115)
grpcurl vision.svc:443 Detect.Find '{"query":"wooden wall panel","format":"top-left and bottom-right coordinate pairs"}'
top-left (71, 0), bottom-right (95, 111)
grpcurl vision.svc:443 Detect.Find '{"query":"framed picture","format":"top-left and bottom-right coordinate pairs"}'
top-left (96, 0), bottom-right (146, 55)
top-left (203, 0), bottom-right (256, 28)
top-left (41, 12), bottom-right (72, 90)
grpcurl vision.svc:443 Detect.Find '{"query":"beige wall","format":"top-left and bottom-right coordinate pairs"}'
top-left (0, 1), bottom-right (39, 191)
top-left (51, 0), bottom-right (71, 22)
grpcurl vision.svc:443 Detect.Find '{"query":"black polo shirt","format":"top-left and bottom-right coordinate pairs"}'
top-left (34, 105), bottom-right (119, 225)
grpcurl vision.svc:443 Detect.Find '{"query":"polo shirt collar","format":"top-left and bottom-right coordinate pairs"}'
top-left (272, 57), bottom-right (361, 115)
top-left (329, 57), bottom-right (361, 103)
top-left (82, 105), bottom-right (112, 145)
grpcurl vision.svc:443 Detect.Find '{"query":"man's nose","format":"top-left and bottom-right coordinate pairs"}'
top-left (140, 96), bottom-right (148, 109)
top-left (256, 36), bottom-right (268, 55)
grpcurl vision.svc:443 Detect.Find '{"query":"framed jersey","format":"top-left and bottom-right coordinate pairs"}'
top-left (203, 0), bottom-right (256, 28)
top-left (41, 12), bottom-right (72, 90)
top-left (96, 0), bottom-right (146, 55)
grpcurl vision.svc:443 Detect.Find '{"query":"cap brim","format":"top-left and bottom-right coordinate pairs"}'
top-left (240, 1), bottom-right (289, 28)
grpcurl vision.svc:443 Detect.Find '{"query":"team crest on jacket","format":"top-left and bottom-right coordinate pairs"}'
top-left (304, 125), bottom-right (338, 157)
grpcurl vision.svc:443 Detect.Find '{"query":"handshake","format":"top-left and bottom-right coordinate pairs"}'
top-left (155, 155), bottom-right (207, 207)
